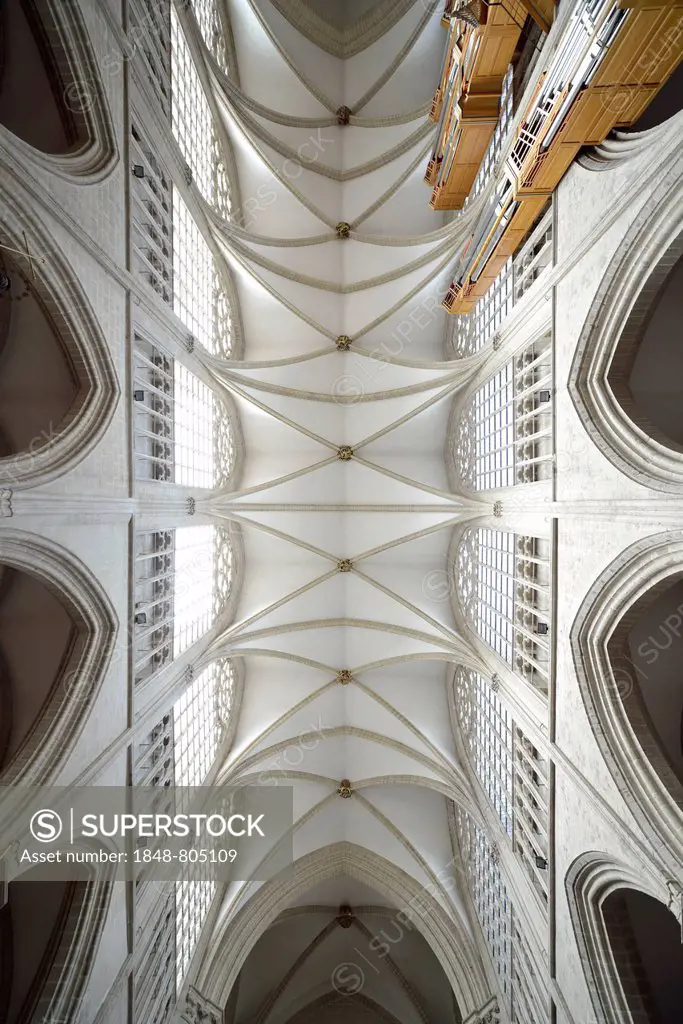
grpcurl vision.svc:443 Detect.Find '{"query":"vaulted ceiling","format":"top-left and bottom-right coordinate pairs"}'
top-left (194, 1), bottom-right (493, 1018)
top-left (263, 0), bottom-right (426, 57)
top-left (302, 0), bottom-right (387, 29)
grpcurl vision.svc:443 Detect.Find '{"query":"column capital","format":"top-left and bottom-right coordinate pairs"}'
top-left (181, 987), bottom-right (224, 1024)
top-left (463, 996), bottom-right (500, 1024)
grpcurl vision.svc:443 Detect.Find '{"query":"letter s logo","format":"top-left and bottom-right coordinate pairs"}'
top-left (30, 810), bottom-right (63, 843)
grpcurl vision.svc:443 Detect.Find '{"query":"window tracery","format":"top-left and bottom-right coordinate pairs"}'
top-left (133, 527), bottom-right (234, 686)
top-left (213, 282), bottom-right (235, 359)
top-left (172, 659), bottom-right (237, 986)
top-left (451, 213), bottom-right (554, 357)
top-left (457, 529), bottom-right (551, 694)
top-left (173, 188), bottom-right (234, 356)
top-left (456, 806), bottom-right (548, 1023)
top-left (455, 667), bottom-right (514, 836)
top-left (189, 0), bottom-right (230, 74)
top-left (133, 657), bottom-right (238, 1015)
top-left (171, 5), bottom-right (232, 214)
top-left (131, 109), bottom-right (235, 360)
top-left (130, 0), bottom-right (172, 121)
top-left (133, 333), bottom-right (235, 487)
top-left (455, 808), bottom-right (513, 1007)
top-left (455, 336), bottom-right (553, 490)
top-left (455, 668), bottom-right (549, 905)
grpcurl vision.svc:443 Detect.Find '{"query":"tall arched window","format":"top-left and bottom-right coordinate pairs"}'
top-left (133, 526), bottom-right (235, 686)
top-left (133, 334), bottom-right (236, 487)
top-left (128, 1), bottom-right (237, 357)
top-left (130, 122), bottom-right (236, 358)
top-left (455, 336), bottom-right (553, 490)
top-left (458, 528), bottom-right (552, 694)
top-left (172, 189), bottom-right (234, 356)
top-left (455, 808), bottom-right (548, 1024)
top-left (171, 5), bottom-right (231, 218)
top-left (133, 658), bottom-right (239, 1022)
top-left (455, 668), bottom-right (549, 905)
top-left (449, 211), bottom-right (554, 358)
top-left (188, 0), bottom-right (230, 72)
top-left (455, 667), bottom-right (514, 834)
top-left (454, 808), bottom-right (513, 1008)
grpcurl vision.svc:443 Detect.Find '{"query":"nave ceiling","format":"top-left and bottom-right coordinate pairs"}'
top-left (183, 1), bottom-right (495, 1018)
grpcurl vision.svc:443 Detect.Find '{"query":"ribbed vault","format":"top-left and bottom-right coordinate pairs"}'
top-left (182, 1), bottom-right (493, 1019)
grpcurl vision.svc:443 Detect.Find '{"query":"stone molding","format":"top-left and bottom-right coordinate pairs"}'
top-left (568, 165), bottom-right (683, 492)
top-left (570, 530), bottom-right (683, 871)
top-left (0, 530), bottom-right (117, 792)
top-left (0, 0), bottom-right (118, 182)
top-left (463, 996), bottom-right (500, 1024)
top-left (194, 843), bottom-right (490, 1017)
top-left (577, 114), bottom-right (683, 172)
top-left (0, 186), bottom-right (120, 490)
top-left (565, 852), bottom-right (675, 1024)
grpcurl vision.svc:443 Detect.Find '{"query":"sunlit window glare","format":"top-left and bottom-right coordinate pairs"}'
top-left (133, 336), bottom-right (234, 488)
top-left (456, 667), bottom-right (514, 835)
top-left (171, 6), bottom-right (231, 214)
top-left (189, 0), bottom-right (230, 74)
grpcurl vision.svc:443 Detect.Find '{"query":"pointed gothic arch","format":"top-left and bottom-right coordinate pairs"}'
top-left (0, 530), bottom-right (117, 789)
top-left (566, 852), bottom-right (683, 1024)
top-left (569, 166), bottom-right (683, 492)
top-left (0, 193), bottom-right (120, 489)
top-left (571, 531), bottom-right (683, 870)
top-left (0, 0), bottom-right (117, 180)
top-left (0, 849), bottom-right (114, 1024)
top-left (191, 843), bottom-right (490, 1021)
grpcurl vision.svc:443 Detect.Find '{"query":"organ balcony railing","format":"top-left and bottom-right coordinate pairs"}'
top-left (442, 0), bottom-right (683, 314)
top-left (447, 207), bottom-right (553, 350)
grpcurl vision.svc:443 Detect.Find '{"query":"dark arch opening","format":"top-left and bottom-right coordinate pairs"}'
top-left (0, 254), bottom-right (80, 461)
top-left (0, 873), bottom-right (88, 1023)
top-left (603, 888), bottom-right (683, 1024)
top-left (0, 0), bottom-right (90, 155)
top-left (608, 248), bottom-right (683, 451)
top-left (608, 571), bottom-right (683, 794)
top-left (0, 562), bottom-right (77, 772)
